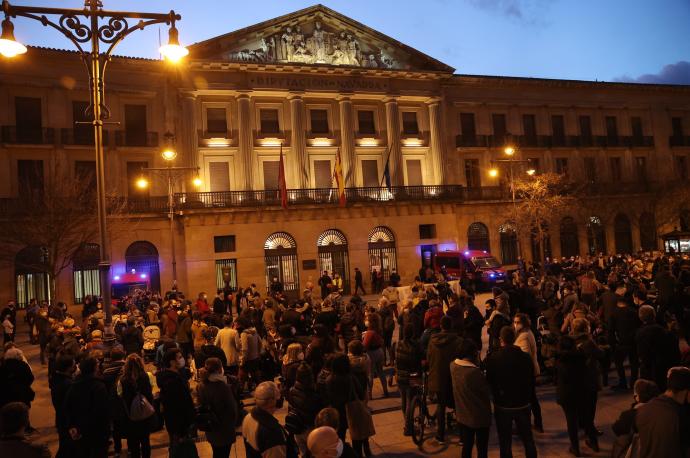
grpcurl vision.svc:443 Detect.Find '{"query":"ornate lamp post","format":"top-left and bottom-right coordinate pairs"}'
top-left (0, 0), bottom-right (188, 326)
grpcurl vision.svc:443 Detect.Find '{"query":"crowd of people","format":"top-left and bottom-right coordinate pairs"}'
top-left (0, 252), bottom-right (689, 458)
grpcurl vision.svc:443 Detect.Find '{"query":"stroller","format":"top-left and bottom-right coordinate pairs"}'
top-left (143, 325), bottom-right (161, 362)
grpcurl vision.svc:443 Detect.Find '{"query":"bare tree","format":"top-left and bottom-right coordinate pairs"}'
top-left (0, 162), bottom-right (129, 301)
top-left (513, 172), bottom-right (575, 265)
top-left (644, 180), bottom-right (690, 231)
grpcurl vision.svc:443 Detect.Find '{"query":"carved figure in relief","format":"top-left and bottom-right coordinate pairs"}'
top-left (346, 34), bottom-right (359, 66)
top-left (379, 49), bottom-right (395, 69)
top-left (281, 27), bottom-right (294, 61)
top-left (313, 21), bottom-right (326, 61)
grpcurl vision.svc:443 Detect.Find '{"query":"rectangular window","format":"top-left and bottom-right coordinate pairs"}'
top-left (124, 104), bottom-right (147, 146)
top-left (671, 117), bottom-right (683, 137)
top-left (206, 108), bottom-right (228, 136)
top-left (17, 159), bottom-right (44, 197)
top-left (208, 162), bottom-right (230, 192)
top-left (551, 115), bottom-right (565, 146)
top-left (464, 159), bottom-right (480, 188)
top-left (523, 114), bottom-right (537, 139)
top-left (73, 269), bottom-right (100, 304)
top-left (675, 155), bottom-right (688, 180)
top-left (406, 160), bottom-right (423, 186)
top-left (635, 156), bottom-right (647, 182)
top-left (215, 259), bottom-right (238, 292)
top-left (214, 235), bottom-right (236, 253)
top-left (605, 116), bottom-right (618, 138)
top-left (15, 96), bottom-right (42, 143)
top-left (610, 157), bottom-right (622, 181)
top-left (584, 157), bottom-right (596, 183)
top-left (528, 158), bottom-right (540, 174)
top-left (402, 112), bottom-right (419, 135)
top-left (75, 160), bottom-right (97, 194)
top-left (419, 224), bottom-right (437, 239)
top-left (126, 161), bottom-right (148, 198)
top-left (259, 109), bottom-right (280, 134)
top-left (460, 113), bottom-right (476, 137)
top-left (358, 110), bottom-right (376, 134)
top-left (72, 101), bottom-right (93, 145)
top-left (555, 158), bottom-right (568, 176)
top-left (361, 159), bottom-right (379, 187)
top-left (492, 113), bottom-right (507, 137)
top-left (631, 116), bottom-right (643, 140)
top-left (314, 160), bottom-right (332, 188)
top-left (262, 160), bottom-right (280, 190)
top-left (579, 115), bottom-right (592, 142)
top-left (309, 109), bottom-right (329, 134)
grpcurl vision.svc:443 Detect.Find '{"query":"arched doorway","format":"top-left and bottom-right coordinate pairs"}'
top-left (15, 246), bottom-right (51, 308)
top-left (614, 213), bottom-right (633, 254)
top-left (125, 241), bottom-right (160, 292)
top-left (317, 229), bottom-right (350, 294)
top-left (368, 226), bottom-right (397, 284)
top-left (587, 216), bottom-right (606, 255)
top-left (560, 217), bottom-right (579, 258)
top-left (73, 242), bottom-right (100, 304)
top-left (499, 223), bottom-right (518, 265)
top-left (531, 222), bottom-right (552, 263)
top-left (639, 212), bottom-right (657, 251)
top-left (467, 222), bottom-right (490, 252)
top-left (264, 232), bottom-right (300, 295)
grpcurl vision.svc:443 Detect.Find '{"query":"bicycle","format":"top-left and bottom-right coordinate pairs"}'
top-left (406, 371), bottom-right (435, 447)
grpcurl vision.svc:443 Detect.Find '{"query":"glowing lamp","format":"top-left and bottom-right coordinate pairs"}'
top-left (140, 273), bottom-right (147, 279)
top-left (488, 168), bottom-right (498, 178)
top-left (161, 149), bottom-right (177, 161)
top-left (159, 25), bottom-right (188, 62)
top-left (113, 275), bottom-right (121, 281)
top-left (464, 251), bottom-right (470, 256)
top-left (504, 146), bottom-right (515, 156)
top-left (0, 18), bottom-right (27, 58)
top-left (527, 169), bottom-right (536, 176)
top-left (136, 176), bottom-right (149, 189)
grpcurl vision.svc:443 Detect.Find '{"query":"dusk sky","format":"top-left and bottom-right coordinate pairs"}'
top-left (8, 0), bottom-right (690, 84)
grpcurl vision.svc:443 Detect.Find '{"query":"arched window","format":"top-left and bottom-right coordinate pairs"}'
top-left (499, 223), bottom-right (518, 265)
top-left (560, 217), bottom-right (579, 258)
top-left (639, 212), bottom-right (657, 251)
top-left (467, 222), bottom-right (490, 252)
top-left (15, 246), bottom-right (51, 308)
top-left (531, 222), bottom-right (552, 263)
top-left (125, 241), bottom-right (160, 293)
top-left (614, 213), bottom-right (633, 254)
top-left (264, 232), bottom-right (299, 295)
top-left (317, 229), bottom-right (350, 294)
top-left (73, 243), bottom-right (100, 304)
top-left (587, 216), bottom-right (606, 255)
top-left (368, 226), bottom-right (397, 283)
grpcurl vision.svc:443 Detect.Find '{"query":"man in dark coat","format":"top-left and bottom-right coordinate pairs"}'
top-left (0, 402), bottom-right (50, 458)
top-left (63, 356), bottom-right (110, 458)
top-left (49, 354), bottom-right (75, 458)
top-left (157, 348), bottom-right (195, 451)
top-left (426, 316), bottom-right (462, 444)
top-left (319, 271), bottom-right (333, 300)
top-left (609, 297), bottom-right (640, 390)
top-left (485, 326), bottom-right (537, 458)
top-left (354, 267), bottom-right (366, 295)
top-left (121, 319), bottom-right (144, 355)
top-left (636, 305), bottom-right (680, 391)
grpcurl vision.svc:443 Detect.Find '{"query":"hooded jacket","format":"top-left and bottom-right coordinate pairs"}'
top-left (240, 327), bottom-right (261, 363)
top-left (427, 331), bottom-right (462, 402)
top-left (156, 368), bottom-right (195, 436)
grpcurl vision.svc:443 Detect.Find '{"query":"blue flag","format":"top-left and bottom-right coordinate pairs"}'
top-left (383, 158), bottom-right (392, 192)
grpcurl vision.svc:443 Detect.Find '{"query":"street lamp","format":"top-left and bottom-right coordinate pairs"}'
top-left (138, 146), bottom-right (201, 291)
top-left (0, 0), bottom-right (187, 327)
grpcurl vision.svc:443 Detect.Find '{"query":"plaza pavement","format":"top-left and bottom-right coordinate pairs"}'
top-left (14, 292), bottom-right (633, 457)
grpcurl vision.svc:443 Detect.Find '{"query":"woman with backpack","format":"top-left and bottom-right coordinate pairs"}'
top-left (117, 354), bottom-right (157, 458)
top-left (196, 357), bottom-right (239, 458)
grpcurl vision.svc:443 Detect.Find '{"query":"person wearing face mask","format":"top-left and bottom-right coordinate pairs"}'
top-left (513, 313), bottom-right (543, 433)
top-left (156, 348), bottom-right (196, 455)
top-left (197, 357), bottom-right (238, 458)
top-left (307, 426), bottom-right (357, 458)
top-left (281, 343), bottom-right (305, 397)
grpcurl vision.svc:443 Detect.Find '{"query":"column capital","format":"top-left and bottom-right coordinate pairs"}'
top-left (426, 97), bottom-right (443, 106)
top-left (336, 93), bottom-right (354, 102)
top-left (287, 91), bottom-right (305, 101)
top-left (383, 95), bottom-right (400, 105)
top-left (236, 91), bottom-right (252, 100)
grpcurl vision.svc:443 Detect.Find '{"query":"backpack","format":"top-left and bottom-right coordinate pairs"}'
top-left (126, 392), bottom-right (155, 422)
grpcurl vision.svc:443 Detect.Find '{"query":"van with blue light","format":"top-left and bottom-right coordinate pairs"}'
top-left (111, 270), bottom-right (150, 301)
top-left (433, 249), bottom-right (508, 289)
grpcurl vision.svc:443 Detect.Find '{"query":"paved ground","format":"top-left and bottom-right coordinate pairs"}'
top-left (14, 293), bottom-right (633, 457)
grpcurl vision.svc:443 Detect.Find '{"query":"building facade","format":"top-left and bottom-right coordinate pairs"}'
top-left (1, 5), bottom-right (689, 306)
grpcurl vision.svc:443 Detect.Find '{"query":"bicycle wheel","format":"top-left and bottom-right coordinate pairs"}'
top-left (409, 394), bottom-right (426, 446)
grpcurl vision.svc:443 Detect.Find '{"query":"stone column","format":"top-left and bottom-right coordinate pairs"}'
top-left (289, 94), bottom-right (308, 189)
top-left (181, 94), bottom-right (199, 170)
top-left (427, 99), bottom-right (446, 185)
top-left (236, 93), bottom-right (253, 190)
top-left (384, 97), bottom-right (403, 186)
top-left (338, 96), bottom-right (356, 187)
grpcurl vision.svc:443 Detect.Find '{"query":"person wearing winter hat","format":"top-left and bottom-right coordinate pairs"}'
top-left (307, 426), bottom-right (357, 458)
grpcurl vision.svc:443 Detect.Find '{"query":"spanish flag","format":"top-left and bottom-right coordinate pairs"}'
top-left (278, 145), bottom-right (287, 209)
top-left (333, 148), bottom-right (346, 207)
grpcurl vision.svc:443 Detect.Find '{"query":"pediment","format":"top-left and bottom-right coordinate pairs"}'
top-left (189, 4), bottom-right (454, 73)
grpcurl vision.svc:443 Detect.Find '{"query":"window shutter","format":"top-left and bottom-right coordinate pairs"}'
top-left (314, 160), bottom-right (332, 188)
top-left (361, 160), bottom-right (379, 187)
top-left (209, 162), bottom-right (230, 192)
top-left (406, 160), bottom-right (423, 186)
top-left (263, 161), bottom-right (280, 190)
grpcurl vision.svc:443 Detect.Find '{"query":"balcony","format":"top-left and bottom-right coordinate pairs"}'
top-left (61, 128), bottom-right (110, 147)
top-left (1, 126), bottom-right (55, 145)
top-left (456, 134), bottom-right (489, 148)
top-left (670, 136), bottom-right (690, 147)
top-left (114, 131), bottom-right (159, 147)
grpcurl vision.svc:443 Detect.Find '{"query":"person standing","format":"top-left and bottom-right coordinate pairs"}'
top-left (0, 402), bottom-right (50, 458)
top-left (319, 271), bottom-right (333, 300)
top-left (215, 315), bottom-right (240, 375)
top-left (485, 326), bottom-right (537, 458)
top-left (609, 297), bottom-right (641, 390)
top-left (395, 324), bottom-right (423, 436)
top-left (636, 305), bottom-right (679, 391)
top-left (197, 357), bottom-right (238, 458)
top-left (451, 339), bottom-right (491, 458)
top-left (242, 381), bottom-right (288, 458)
top-left (118, 354), bottom-right (156, 458)
top-left (156, 348), bottom-right (195, 455)
top-left (354, 267), bottom-right (366, 295)
top-left (514, 313), bottom-right (543, 433)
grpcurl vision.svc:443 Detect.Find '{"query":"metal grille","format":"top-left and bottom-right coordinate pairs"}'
top-left (15, 273), bottom-right (50, 309)
top-left (125, 241), bottom-right (160, 293)
top-left (264, 232), bottom-right (299, 295)
top-left (368, 226), bottom-right (397, 283)
top-left (265, 232), bottom-right (297, 250)
top-left (559, 217), bottom-right (580, 258)
top-left (467, 222), bottom-right (490, 252)
top-left (587, 216), bottom-right (606, 255)
top-left (318, 229), bottom-right (350, 294)
top-left (73, 269), bottom-right (100, 304)
top-left (215, 259), bottom-right (238, 291)
top-left (499, 223), bottom-right (518, 265)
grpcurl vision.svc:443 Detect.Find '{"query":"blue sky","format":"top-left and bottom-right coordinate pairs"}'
top-left (7, 0), bottom-right (690, 83)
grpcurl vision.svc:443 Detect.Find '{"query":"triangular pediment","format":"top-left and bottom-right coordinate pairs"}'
top-left (189, 4), bottom-right (454, 73)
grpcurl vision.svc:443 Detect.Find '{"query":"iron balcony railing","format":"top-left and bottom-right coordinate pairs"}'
top-left (61, 128), bottom-right (111, 146)
top-left (1, 126), bottom-right (55, 145)
top-left (114, 131), bottom-right (159, 147)
top-left (456, 133), bottom-right (655, 149)
top-left (670, 135), bottom-right (690, 147)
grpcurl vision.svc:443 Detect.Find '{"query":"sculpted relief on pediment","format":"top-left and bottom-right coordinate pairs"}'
top-left (228, 20), bottom-right (402, 69)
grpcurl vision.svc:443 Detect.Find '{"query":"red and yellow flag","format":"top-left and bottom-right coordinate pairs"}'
top-left (333, 148), bottom-right (346, 207)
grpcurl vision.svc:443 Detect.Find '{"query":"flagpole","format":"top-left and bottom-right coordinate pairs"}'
top-left (379, 145), bottom-right (393, 188)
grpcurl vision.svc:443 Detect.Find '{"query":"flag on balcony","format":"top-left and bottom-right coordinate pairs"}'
top-left (381, 147), bottom-right (392, 193)
top-left (333, 148), bottom-right (346, 207)
top-left (278, 145), bottom-right (288, 209)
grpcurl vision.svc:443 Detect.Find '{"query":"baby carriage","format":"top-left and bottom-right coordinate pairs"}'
top-left (142, 325), bottom-right (161, 361)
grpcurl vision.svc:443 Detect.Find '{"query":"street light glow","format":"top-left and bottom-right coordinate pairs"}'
top-left (0, 18), bottom-right (27, 58)
top-left (136, 176), bottom-right (149, 189)
top-left (488, 168), bottom-right (499, 178)
top-left (159, 25), bottom-right (188, 62)
top-left (193, 176), bottom-right (203, 188)
top-left (527, 169), bottom-right (536, 176)
top-left (504, 146), bottom-right (515, 156)
top-left (161, 149), bottom-right (177, 161)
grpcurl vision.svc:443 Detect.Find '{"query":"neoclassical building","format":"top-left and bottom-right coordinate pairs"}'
top-left (1, 5), bottom-right (689, 306)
